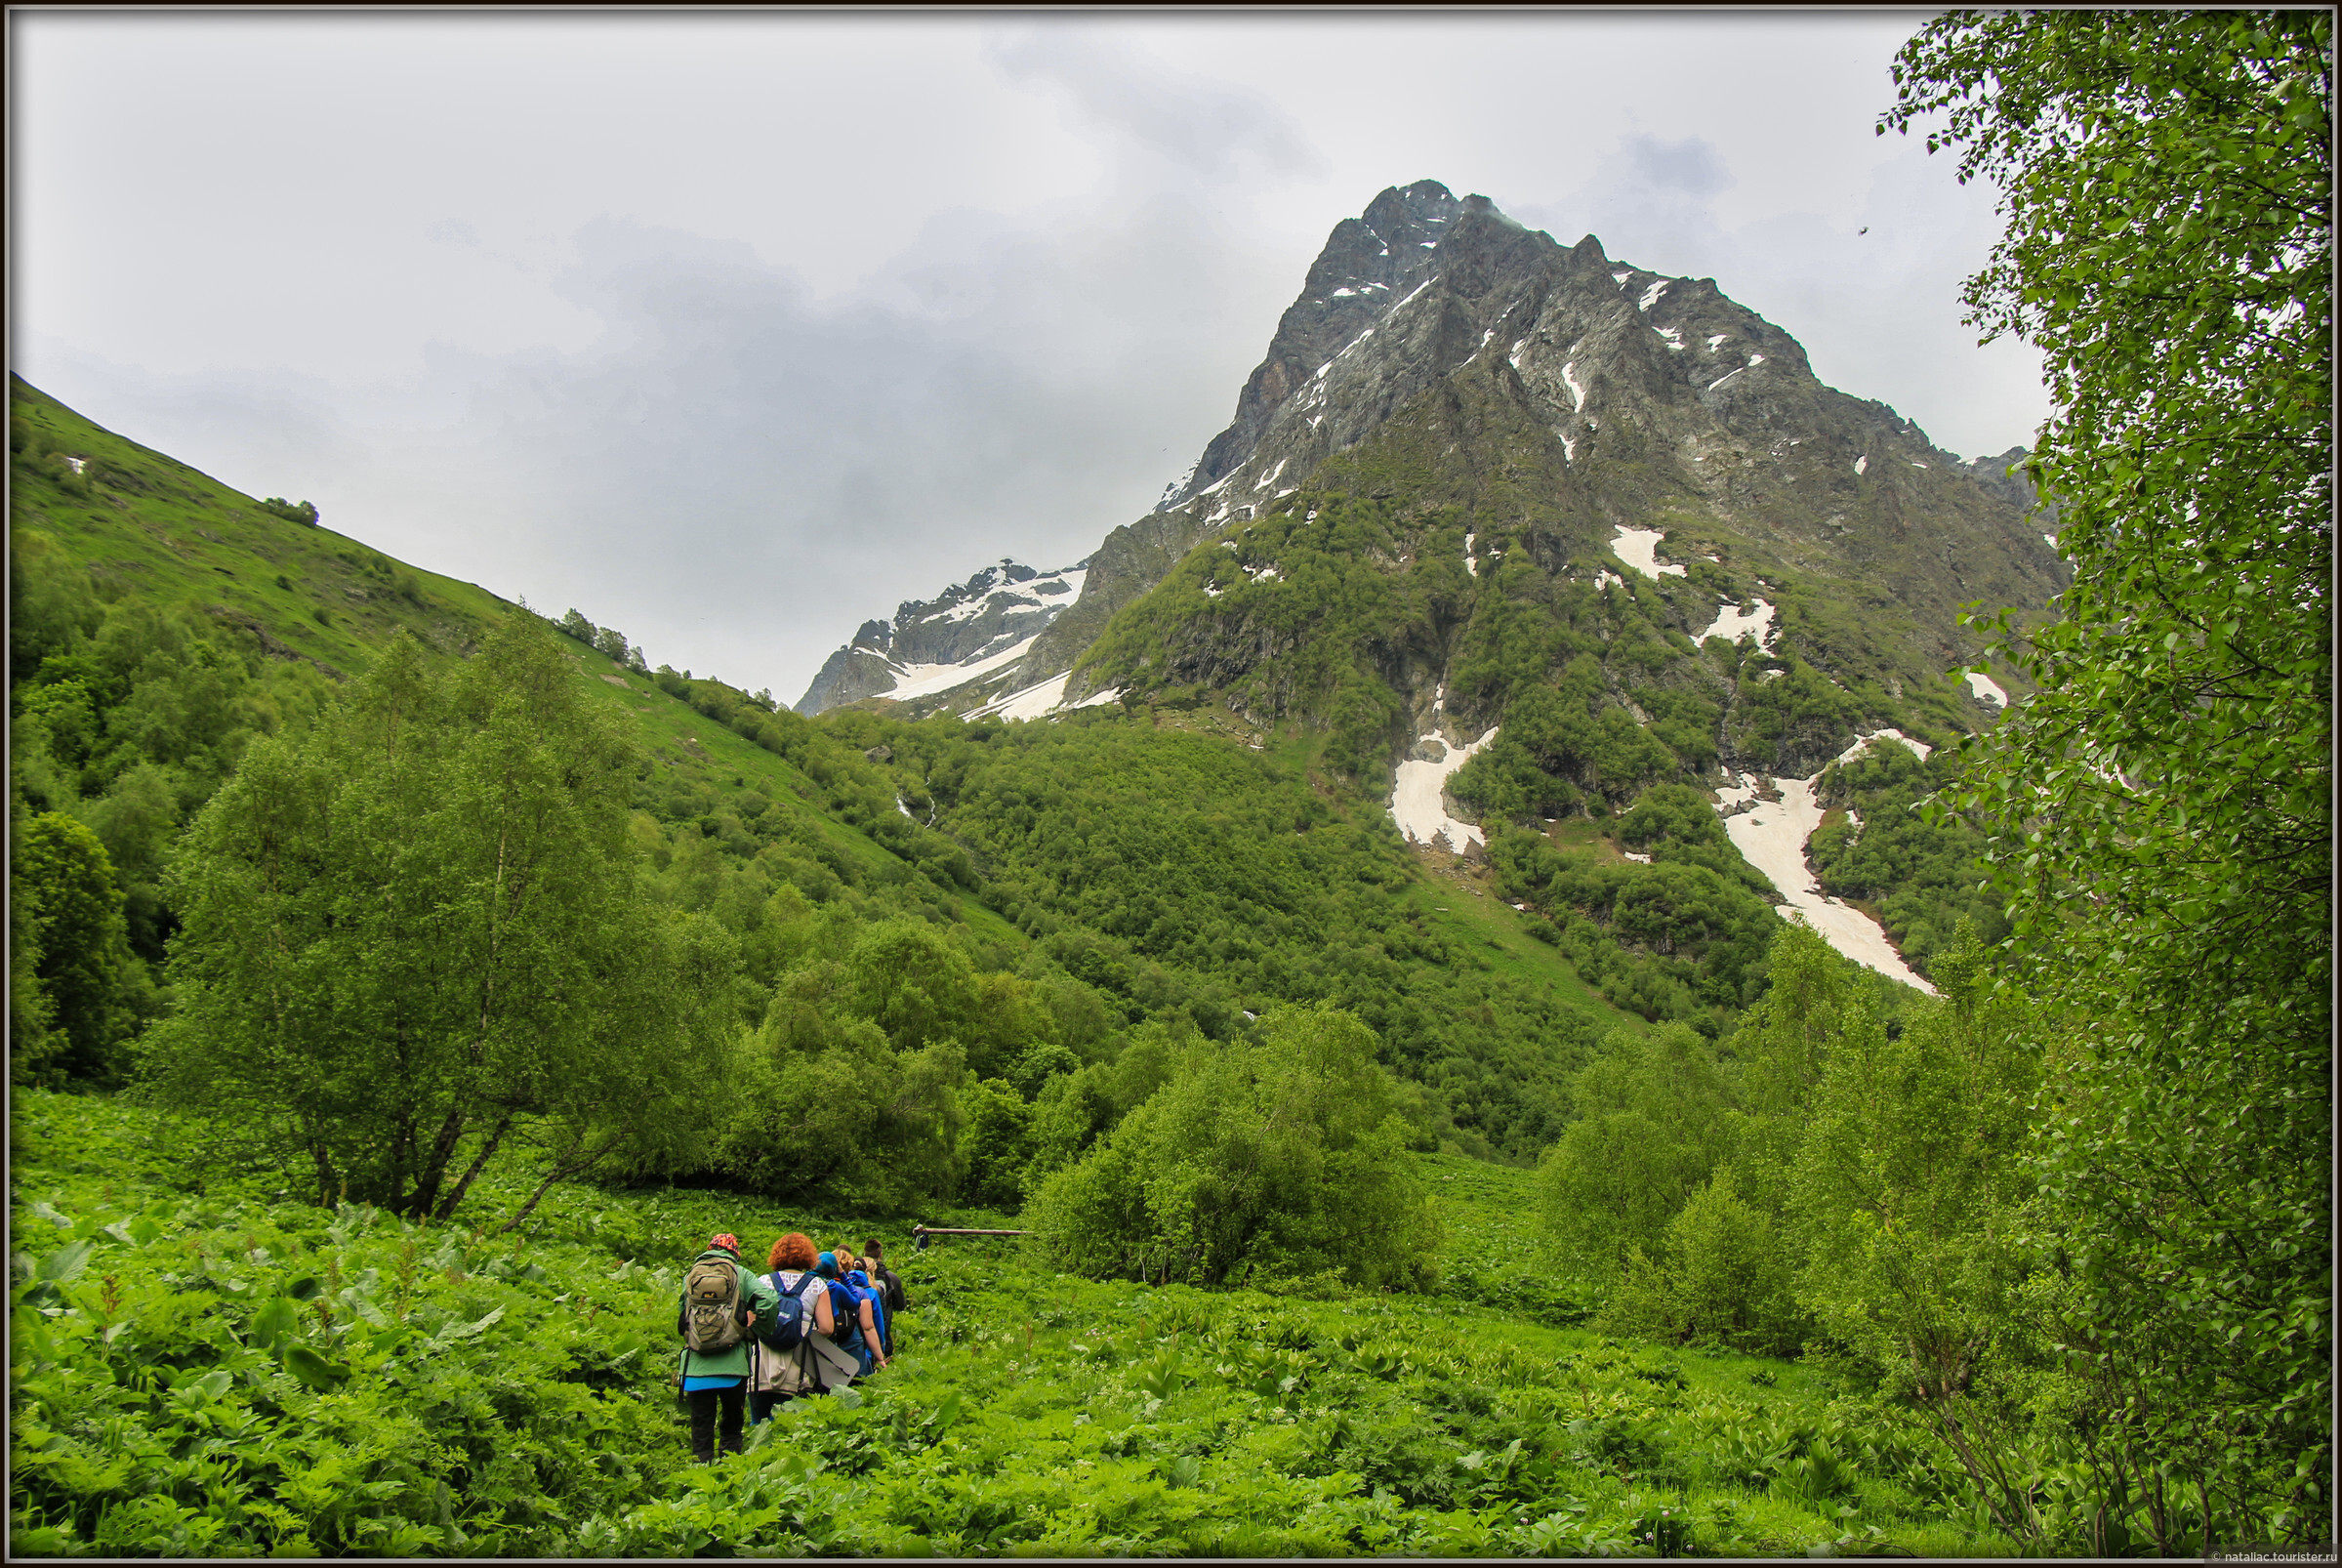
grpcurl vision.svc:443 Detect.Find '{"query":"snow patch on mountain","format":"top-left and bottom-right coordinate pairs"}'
top-left (884, 636), bottom-right (1041, 703)
top-left (964, 672), bottom-right (1124, 723)
top-left (1712, 772), bottom-right (1937, 994)
top-left (1964, 671), bottom-right (2008, 706)
top-left (1697, 598), bottom-right (1776, 647)
top-left (1390, 728), bottom-right (1499, 852)
top-left (1832, 729), bottom-right (1932, 765)
top-left (1612, 526), bottom-right (1687, 580)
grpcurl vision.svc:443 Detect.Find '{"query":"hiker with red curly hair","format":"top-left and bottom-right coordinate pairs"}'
top-left (675, 1233), bottom-right (780, 1464)
top-left (748, 1232), bottom-right (858, 1422)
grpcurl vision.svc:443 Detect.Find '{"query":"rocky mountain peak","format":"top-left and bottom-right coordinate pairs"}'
top-left (805, 180), bottom-right (2059, 728)
top-left (793, 556), bottom-right (1089, 715)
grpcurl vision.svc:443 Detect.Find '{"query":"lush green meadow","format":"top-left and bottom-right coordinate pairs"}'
top-left (10, 1090), bottom-right (2023, 1558)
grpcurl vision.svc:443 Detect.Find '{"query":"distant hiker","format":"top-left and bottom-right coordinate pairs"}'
top-left (842, 1256), bottom-right (893, 1362)
top-left (750, 1232), bottom-right (859, 1419)
top-left (817, 1250), bottom-right (886, 1374)
top-left (676, 1233), bottom-right (781, 1464)
top-left (860, 1237), bottom-right (910, 1318)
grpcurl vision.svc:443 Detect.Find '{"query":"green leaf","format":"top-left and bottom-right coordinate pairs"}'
top-left (281, 1343), bottom-right (349, 1391)
top-left (250, 1296), bottom-right (302, 1352)
top-left (34, 1240), bottom-right (94, 1285)
top-left (432, 1304), bottom-right (506, 1344)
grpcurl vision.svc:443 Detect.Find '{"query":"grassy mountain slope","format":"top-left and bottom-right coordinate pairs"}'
top-left (11, 378), bottom-right (1636, 1160)
top-left (11, 375), bottom-right (514, 677)
top-left (8, 378), bottom-right (1019, 1037)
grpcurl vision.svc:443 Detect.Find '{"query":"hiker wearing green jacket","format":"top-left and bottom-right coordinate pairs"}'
top-left (677, 1233), bottom-right (782, 1464)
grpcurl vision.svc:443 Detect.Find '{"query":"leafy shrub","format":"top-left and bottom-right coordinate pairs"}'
top-left (255, 497), bottom-right (319, 525)
top-left (1592, 1169), bottom-right (1804, 1355)
top-left (1025, 1006), bottom-right (1441, 1291)
top-left (1536, 1025), bottom-right (1738, 1283)
top-left (958, 1078), bottom-right (1034, 1208)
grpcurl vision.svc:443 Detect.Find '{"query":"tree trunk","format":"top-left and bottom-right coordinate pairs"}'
top-left (310, 1138), bottom-right (338, 1210)
top-left (493, 1131), bottom-right (624, 1236)
top-left (406, 1105), bottom-right (469, 1219)
top-left (431, 1112), bottom-right (514, 1223)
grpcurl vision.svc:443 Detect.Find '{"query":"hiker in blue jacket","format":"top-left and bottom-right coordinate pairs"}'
top-left (845, 1263), bottom-right (892, 1361)
top-left (816, 1251), bottom-right (887, 1374)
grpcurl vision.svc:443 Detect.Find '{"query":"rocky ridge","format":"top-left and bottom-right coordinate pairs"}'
top-left (835, 181), bottom-right (2061, 727)
top-left (793, 557), bottom-right (1089, 715)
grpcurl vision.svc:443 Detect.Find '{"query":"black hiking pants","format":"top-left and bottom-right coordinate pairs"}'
top-left (686, 1382), bottom-right (746, 1463)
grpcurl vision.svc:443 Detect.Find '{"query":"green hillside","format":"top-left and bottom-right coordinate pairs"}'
top-left (10, 376), bottom-right (1638, 1162)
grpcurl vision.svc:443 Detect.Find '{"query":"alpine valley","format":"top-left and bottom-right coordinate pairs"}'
top-left (18, 180), bottom-right (2070, 1555)
top-left (11, 181), bottom-right (2062, 1166)
top-left (17, 9), bottom-right (2327, 1550)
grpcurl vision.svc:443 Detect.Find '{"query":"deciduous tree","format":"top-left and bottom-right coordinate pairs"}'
top-left (1885, 11), bottom-right (2330, 1545)
top-left (148, 614), bottom-right (732, 1221)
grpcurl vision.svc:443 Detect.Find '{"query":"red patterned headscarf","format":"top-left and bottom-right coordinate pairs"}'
top-left (708, 1233), bottom-right (741, 1256)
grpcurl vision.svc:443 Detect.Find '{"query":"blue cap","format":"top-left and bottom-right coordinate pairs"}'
top-left (815, 1252), bottom-right (838, 1278)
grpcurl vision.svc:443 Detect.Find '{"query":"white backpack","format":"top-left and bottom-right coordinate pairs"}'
top-left (753, 1271), bottom-right (860, 1395)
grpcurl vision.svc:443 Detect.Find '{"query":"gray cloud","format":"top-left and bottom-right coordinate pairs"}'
top-left (1618, 134), bottom-right (1734, 198)
top-left (984, 26), bottom-right (1323, 181)
top-left (29, 191), bottom-right (1262, 695)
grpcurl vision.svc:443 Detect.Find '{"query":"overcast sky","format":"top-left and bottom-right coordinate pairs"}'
top-left (12, 11), bottom-right (2049, 702)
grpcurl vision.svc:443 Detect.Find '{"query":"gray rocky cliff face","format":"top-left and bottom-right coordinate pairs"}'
top-left (811, 179), bottom-right (2061, 722)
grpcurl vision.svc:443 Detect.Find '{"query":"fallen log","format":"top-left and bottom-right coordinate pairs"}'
top-left (912, 1225), bottom-right (1029, 1237)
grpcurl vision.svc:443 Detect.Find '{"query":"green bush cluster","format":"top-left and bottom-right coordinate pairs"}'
top-left (254, 497), bottom-right (318, 526)
top-left (1024, 1007), bottom-right (1441, 1292)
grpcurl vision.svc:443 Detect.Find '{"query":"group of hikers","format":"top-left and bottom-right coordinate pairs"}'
top-left (677, 1230), bottom-right (910, 1464)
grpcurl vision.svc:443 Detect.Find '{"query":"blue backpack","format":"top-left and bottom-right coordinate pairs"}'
top-left (848, 1270), bottom-right (891, 1357)
top-left (759, 1270), bottom-right (818, 1351)
top-left (825, 1278), bottom-right (867, 1355)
